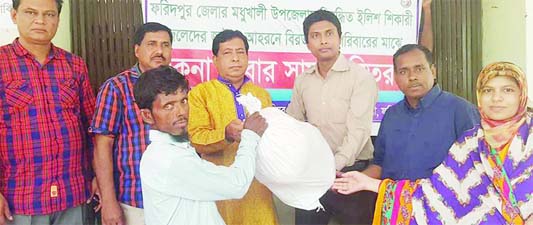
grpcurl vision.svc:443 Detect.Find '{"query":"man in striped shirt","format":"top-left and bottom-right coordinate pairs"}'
top-left (0, 0), bottom-right (96, 224)
top-left (90, 22), bottom-right (172, 225)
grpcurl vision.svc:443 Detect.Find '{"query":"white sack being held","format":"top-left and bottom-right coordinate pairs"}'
top-left (237, 93), bottom-right (335, 210)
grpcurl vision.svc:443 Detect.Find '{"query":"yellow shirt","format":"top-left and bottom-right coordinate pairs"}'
top-left (188, 79), bottom-right (277, 225)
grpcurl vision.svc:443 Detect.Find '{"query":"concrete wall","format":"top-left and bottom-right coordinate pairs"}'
top-left (482, 0), bottom-right (526, 69)
top-left (526, 0), bottom-right (533, 92)
top-left (482, 0), bottom-right (530, 98)
top-left (0, 0), bottom-right (71, 51)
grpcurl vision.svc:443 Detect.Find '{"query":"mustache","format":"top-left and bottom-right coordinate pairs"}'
top-left (175, 115), bottom-right (188, 122)
top-left (407, 82), bottom-right (422, 88)
top-left (151, 55), bottom-right (166, 60)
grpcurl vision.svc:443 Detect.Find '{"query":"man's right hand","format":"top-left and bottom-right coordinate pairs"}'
top-left (0, 193), bottom-right (12, 225)
top-left (101, 200), bottom-right (125, 225)
top-left (225, 119), bottom-right (244, 142)
top-left (243, 112), bottom-right (268, 137)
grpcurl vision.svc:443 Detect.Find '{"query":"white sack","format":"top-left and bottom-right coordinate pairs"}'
top-left (237, 93), bottom-right (335, 210)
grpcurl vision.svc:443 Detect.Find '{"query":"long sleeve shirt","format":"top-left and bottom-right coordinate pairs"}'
top-left (188, 78), bottom-right (271, 152)
top-left (140, 129), bottom-right (260, 225)
top-left (0, 39), bottom-right (95, 215)
top-left (286, 55), bottom-right (378, 170)
top-left (187, 77), bottom-right (277, 225)
top-left (373, 85), bottom-right (480, 180)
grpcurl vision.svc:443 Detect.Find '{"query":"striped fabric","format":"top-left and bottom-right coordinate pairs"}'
top-left (0, 39), bottom-right (95, 215)
top-left (89, 65), bottom-right (148, 208)
top-left (373, 120), bottom-right (533, 225)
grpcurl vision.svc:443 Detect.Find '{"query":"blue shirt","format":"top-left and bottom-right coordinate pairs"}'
top-left (373, 85), bottom-right (480, 180)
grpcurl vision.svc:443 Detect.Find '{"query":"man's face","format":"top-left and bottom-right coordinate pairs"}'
top-left (135, 31), bottom-right (172, 72)
top-left (11, 0), bottom-right (60, 45)
top-left (306, 20), bottom-right (341, 62)
top-left (394, 49), bottom-right (436, 106)
top-left (145, 89), bottom-right (189, 136)
top-left (213, 37), bottom-right (248, 85)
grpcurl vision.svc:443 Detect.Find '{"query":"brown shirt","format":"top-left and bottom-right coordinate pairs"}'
top-left (286, 55), bottom-right (378, 170)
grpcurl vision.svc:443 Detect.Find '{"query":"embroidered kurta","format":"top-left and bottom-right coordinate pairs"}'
top-left (373, 117), bottom-right (533, 225)
top-left (188, 78), bottom-right (277, 225)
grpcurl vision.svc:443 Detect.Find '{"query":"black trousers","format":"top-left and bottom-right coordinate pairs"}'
top-left (295, 160), bottom-right (377, 225)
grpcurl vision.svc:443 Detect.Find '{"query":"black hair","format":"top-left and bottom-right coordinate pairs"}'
top-left (211, 29), bottom-right (249, 56)
top-left (133, 22), bottom-right (173, 46)
top-left (134, 66), bottom-right (188, 110)
top-left (13, 0), bottom-right (63, 14)
top-left (393, 44), bottom-right (434, 70)
top-left (303, 9), bottom-right (342, 44)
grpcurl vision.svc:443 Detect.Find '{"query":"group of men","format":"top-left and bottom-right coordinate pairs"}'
top-left (0, 0), bottom-right (481, 225)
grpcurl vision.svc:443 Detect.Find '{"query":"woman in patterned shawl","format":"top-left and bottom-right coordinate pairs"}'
top-left (333, 62), bottom-right (533, 225)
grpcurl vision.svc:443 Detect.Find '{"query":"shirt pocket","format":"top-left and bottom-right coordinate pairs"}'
top-left (59, 78), bottom-right (80, 107)
top-left (329, 98), bottom-right (349, 124)
top-left (4, 80), bottom-right (33, 111)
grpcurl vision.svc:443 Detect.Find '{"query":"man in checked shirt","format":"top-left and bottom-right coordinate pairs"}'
top-left (90, 22), bottom-right (173, 225)
top-left (0, 0), bottom-right (97, 224)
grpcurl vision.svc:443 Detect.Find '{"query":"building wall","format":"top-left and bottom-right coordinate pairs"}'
top-left (525, 0), bottom-right (533, 94)
top-left (482, 0), bottom-right (532, 98)
top-left (482, 0), bottom-right (526, 69)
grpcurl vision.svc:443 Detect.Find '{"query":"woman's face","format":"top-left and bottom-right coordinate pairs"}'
top-left (479, 76), bottom-right (521, 121)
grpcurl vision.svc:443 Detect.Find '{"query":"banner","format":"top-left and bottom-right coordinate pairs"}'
top-left (142, 0), bottom-right (422, 133)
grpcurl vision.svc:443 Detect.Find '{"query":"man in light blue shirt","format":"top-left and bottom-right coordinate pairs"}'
top-left (133, 66), bottom-right (268, 225)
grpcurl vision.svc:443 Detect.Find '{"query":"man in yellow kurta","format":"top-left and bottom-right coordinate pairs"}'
top-left (188, 30), bottom-right (278, 225)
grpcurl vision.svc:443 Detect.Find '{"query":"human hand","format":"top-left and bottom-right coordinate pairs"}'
top-left (101, 200), bottom-right (125, 225)
top-left (87, 178), bottom-right (101, 212)
top-left (332, 171), bottom-right (380, 194)
top-left (225, 119), bottom-right (244, 142)
top-left (243, 112), bottom-right (268, 137)
top-left (0, 193), bottom-right (12, 225)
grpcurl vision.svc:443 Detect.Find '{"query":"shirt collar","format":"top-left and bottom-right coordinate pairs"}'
top-left (149, 130), bottom-right (190, 146)
top-left (12, 38), bottom-right (65, 60)
top-left (404, 84), bottom-right (442, 110)
top-left (131, 63), bottom-right (142, 77)
top-left (217, 75), bottom-right (250, 88)
top-left (305, 54), bottom-right (350, 75)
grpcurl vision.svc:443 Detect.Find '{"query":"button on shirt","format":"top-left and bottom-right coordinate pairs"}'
top-left (0, 39), bottom-right (96, 215)
top-left (373, 85), bottom-right (480, 180)
top-left (141, 129), bottom-right (260, 225)
top-left (286, 55), bottom-right (378, 170)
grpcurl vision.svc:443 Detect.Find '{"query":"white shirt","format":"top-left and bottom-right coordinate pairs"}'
top-left (140, 129), bottom-right (260, 225)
